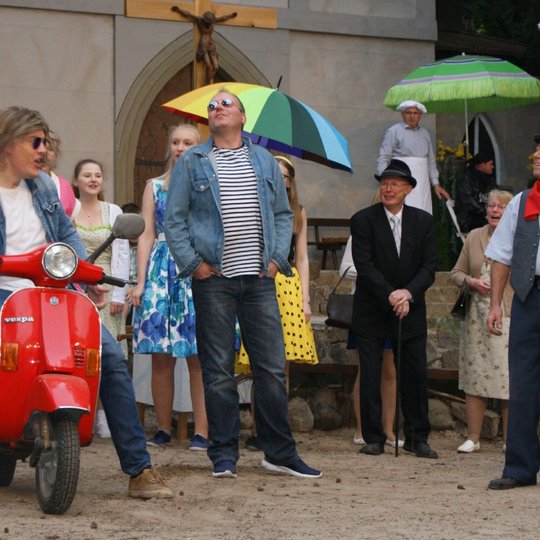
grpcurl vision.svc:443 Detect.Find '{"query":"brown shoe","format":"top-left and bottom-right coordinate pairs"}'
top-left (128, 467), bottom-right (174, 499)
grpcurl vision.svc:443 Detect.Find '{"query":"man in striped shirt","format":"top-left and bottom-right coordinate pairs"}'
top-left (165, 89), bottom-right (321, 480)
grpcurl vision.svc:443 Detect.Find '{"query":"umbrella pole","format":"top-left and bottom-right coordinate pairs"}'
top-left (394, 318), bottom-right (402, 458)
top-left (464, 98), bottom-right (469, 153)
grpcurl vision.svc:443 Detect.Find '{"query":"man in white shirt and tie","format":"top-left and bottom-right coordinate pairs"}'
top-left (350, 159), bottom-right (438, 459)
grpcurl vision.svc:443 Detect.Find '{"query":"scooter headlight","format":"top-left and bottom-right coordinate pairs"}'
top-left (42, 243), bottom-right (78, 279)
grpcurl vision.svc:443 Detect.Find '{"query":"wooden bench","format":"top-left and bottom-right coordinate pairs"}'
top-left (290, 362), bottom-right (458, 427)
top-left (307, 218), bottom-right (350, 270)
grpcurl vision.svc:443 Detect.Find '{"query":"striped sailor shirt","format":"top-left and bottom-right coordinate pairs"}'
top-left (213, 145), bottom-right (263, 277)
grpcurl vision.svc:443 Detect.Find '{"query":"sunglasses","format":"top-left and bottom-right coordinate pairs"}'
top-left (207, 98), bottom-right (235, 111)
top-left (28, 136), bottom-right (47, 150)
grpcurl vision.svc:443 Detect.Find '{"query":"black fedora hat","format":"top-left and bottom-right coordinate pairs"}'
top-left (374, 159), bottom-right (417, 188)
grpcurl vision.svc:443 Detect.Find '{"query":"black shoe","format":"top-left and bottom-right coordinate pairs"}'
top-left (359, 442), bottom-right (385, 456)
top-left (403, 441), bottom-right (438, 459)
top-left (245, 436), bottom-right (262, 451)
top-left (488, 476), bottom-right (532, 490)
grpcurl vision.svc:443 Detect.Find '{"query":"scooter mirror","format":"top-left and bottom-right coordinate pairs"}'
top-left (112, 213), bottom-right (145, 240)
top-left (86, 214), bottom-right (145, 264)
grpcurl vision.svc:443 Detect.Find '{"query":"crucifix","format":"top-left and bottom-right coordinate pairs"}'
top-left (172, 5), bottom-right (237, 86)
top-left (126, 0), bottom-right (277, 89)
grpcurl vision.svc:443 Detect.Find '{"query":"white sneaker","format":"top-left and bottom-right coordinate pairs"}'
top-left (385, 438), bottom-right (405, 448)
top-left (457, 439), bottom-right (480, 453)
top-left (353, 434), bottom-right (365, 445)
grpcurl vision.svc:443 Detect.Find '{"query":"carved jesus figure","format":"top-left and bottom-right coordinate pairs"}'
top-left (172, 6), bottom-right (238, 84)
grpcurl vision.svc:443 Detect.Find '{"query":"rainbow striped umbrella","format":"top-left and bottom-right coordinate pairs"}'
top-left (162, 82), bottom-right (352, 172)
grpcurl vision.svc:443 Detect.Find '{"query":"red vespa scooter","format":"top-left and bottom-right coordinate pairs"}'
top-left (0, 214), bottom-right (144, 515)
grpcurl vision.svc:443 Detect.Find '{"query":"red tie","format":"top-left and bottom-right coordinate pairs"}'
top-left (524, 180), bottom-right (540, 220)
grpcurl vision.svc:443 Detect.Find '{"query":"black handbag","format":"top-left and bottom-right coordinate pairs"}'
top-left (451, 279), bottom-right (471, 320)
top-left (325, 267), bottom-right (354, 329)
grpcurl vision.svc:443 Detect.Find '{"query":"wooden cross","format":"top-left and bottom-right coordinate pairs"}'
top-left (126, 0), bottom-right (277, 89)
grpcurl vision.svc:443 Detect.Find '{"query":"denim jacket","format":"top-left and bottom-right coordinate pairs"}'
top-left (165, 136), bottom-right (293, 278)
top-left (0, 171), bottom-right (86, 259)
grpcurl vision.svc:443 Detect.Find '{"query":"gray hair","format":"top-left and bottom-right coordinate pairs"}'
top-left (488, 189), bottom-right (513, 206)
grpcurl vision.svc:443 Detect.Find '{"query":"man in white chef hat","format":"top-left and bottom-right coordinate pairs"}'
top-left (376, 100), bottom-right (449, 214)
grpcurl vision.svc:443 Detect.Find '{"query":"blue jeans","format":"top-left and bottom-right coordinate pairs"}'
top-left (503, 291), bottom-right (540, 485)
top-left (0, 288), bottom-right (151, 477)
top-left (192, 275), bottom-right (298, 466)
top-left (100, 325), bottom-right (151, 476)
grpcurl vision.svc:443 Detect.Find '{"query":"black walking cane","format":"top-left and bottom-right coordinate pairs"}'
top-left (394, 317), bottom-right (402, 458)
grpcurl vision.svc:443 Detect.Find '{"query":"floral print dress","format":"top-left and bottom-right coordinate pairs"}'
top-left (459, 261), bottom-right (509, 399)
top-left (132, 177), bottom-right (197, 358)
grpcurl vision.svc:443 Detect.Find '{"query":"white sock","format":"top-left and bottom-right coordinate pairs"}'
top-left (97, 409), bottom-right (108, 424)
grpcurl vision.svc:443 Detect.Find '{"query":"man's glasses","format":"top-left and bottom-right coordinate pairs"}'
top-left (380, 180), bottom-right (410, 190)
top-left (28, 136), bottom-right (47, 150)
top-left (487, 203), bottom-right (507, 210)
top-left (207, 98), bottom-right (235, 111)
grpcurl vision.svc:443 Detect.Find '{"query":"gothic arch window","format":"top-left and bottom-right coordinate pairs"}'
top-left (467, 114), bottom-right (501, 184)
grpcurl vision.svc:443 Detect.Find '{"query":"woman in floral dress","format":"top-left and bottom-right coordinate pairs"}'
top-left (131, 124), bottom-right (208, 449)
top-left (450, 189), bottom-right (514, 453)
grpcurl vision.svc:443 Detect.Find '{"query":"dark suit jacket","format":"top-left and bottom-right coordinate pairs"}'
top-left (350, 203), bottom-right (437, 341)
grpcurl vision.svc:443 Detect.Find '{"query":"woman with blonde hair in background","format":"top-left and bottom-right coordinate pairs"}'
top-left (239, 155), bottom-right (318, 451)
top-left (130, 124), bottom-right (209, 450)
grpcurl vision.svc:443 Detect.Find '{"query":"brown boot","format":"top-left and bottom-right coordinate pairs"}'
top-left (128, 467), bottom-right (174, 499)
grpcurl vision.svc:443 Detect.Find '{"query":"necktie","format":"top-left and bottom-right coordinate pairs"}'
top-left (390, 215), bottom-right (401, 255)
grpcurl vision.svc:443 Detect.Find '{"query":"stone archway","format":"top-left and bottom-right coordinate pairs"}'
top-left (115, 31), bottom-right (271, 206)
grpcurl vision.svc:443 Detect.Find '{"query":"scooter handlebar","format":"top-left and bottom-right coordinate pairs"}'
top-left (100, 274), bottom-right (131, 288)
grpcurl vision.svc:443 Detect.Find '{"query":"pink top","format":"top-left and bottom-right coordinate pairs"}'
top-left (51, 172), bottom-right (79, 219)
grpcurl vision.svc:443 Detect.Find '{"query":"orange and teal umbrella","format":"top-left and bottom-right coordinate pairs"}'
top-left (162, 82), bottom-right (352, 172)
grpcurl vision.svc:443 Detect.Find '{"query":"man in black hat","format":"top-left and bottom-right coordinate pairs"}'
top-left (455, 151), bottom-right (497, 233)
top-left (485, 134), bottom-right (540, 490)
top-left (350, 159), bottom-right (438, 459)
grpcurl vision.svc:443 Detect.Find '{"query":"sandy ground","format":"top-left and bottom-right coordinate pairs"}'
top-left (1, 427), bottom-right (539, 540)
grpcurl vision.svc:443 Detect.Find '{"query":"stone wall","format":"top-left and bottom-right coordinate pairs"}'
top-left (297, 265), bottom-right (477, 436)
top-left (309, 263), bottom-right (461, 369)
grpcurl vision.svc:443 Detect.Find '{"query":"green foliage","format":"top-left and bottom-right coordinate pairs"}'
top-left (464, 0), bottom-right (539, 43)
top-left (463, 0), bottom-right (540, 75)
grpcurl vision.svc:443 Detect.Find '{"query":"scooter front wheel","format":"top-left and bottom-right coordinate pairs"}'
top-left (0, 455), bottom-right (17, 487)
top-left (35, 411), bottom-right (80, 515)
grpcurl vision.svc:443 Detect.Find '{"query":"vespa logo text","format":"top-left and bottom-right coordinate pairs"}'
top-left (4, 316), bottom-right (35, 323)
